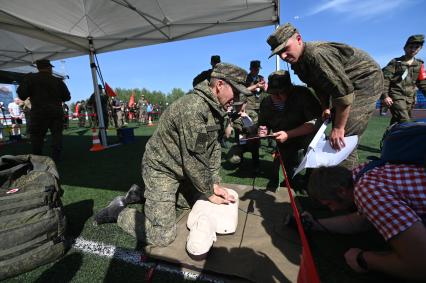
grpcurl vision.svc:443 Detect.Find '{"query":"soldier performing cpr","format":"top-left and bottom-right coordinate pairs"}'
top-left (94, 63), bottom-right (251, 246)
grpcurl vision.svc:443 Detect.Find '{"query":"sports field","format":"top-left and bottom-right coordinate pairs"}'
top-left (1, 114), bottom-right (408, 283)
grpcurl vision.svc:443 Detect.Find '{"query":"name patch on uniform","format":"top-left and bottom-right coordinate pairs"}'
top-left (195, 133), bottom-right (208, 152)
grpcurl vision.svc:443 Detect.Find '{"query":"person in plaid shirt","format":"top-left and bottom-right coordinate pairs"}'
top-left (305, 163), bottom-right (426, 280)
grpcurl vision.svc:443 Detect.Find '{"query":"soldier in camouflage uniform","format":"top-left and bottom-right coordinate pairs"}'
top-left (381, 34), bottom-right (426, 125)
top-left (192, 55), bottom-right (221, 87)
top-left (258, 71), bottom-right (321, 186)
top-left (94, 63), bottom-right (251, 247)
top-left (267, 23), bottom-right (384, 169)
top-left (227, 101), bottom-right (260, 171)
top-left (17, 59), bottom-right (71, 161)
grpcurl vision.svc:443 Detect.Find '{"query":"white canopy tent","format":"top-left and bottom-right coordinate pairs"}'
top-left (0, 0), bottom-right (279, 146)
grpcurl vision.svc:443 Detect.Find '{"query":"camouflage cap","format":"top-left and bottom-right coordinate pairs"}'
top-left (211, 55), bottom-right (221, 65)
top-left (250, 60), bottom-right (261, 69)
top-left (267, 70), bottom-right (292, 93)
top-left (405, 34), bottom-right (424, 46)
top-left (210, 63), bottom-right (251, 95)
top-left (267, 23), bottom-right (298, 58)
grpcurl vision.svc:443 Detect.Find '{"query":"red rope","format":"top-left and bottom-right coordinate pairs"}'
top-left (276, 150), bottom-right (321, 283)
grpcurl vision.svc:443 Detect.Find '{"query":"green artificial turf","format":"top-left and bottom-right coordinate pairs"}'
top-left (2, 114), bottom-right (411, 283)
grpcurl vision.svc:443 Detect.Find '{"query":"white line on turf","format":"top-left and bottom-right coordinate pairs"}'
top-left (73, 238), bottom-right (223, 283)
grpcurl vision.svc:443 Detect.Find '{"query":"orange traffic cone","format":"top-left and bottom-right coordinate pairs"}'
top-left (147, 115), bottom-right (154, 126)
top-left (90, 128), bottom-right (105, 152)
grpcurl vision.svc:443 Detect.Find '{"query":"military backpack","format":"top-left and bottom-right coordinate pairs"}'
top-left (355, 121), bottom-right (426, 181)
top-left (0, 155), bottom-right (66, 280)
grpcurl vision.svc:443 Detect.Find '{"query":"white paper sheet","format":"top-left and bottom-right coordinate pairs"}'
top-left (293, 122), bottom-right (358, 177)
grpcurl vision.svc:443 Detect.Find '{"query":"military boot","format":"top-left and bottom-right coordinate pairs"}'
top-left (93, 196), bottom-right (126, 225)
top-left (124, 184), bottom-right (145, 204)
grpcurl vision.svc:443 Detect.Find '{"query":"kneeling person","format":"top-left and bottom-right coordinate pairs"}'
top-left (95, 63), bottom-right (251, 247)
top-left (306, 164), bottom-right (426, 280)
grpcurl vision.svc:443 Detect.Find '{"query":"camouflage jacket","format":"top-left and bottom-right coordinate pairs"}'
top-left (382, 56), bottom-right (426, 100)
top-left (192, 69), bottom-right (213, 87)
top-left (291, 42), bottom-right (381, 108)
top-left (244, 74), bottom-right (265, 111)
top-left (258, 86), bottom-right (321, 148)
top-left (17, 72), bottom-right (71, 116)
top-left (143, 81), bottom-right (226, 197)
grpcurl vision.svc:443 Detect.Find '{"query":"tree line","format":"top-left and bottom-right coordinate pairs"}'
top-left (69, 87), bottom-right (186, 112)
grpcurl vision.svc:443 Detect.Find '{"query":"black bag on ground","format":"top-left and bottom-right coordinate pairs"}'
top-left (355, 121), bottom-right (426, 181)
top-left (0, 155), bottom-right (67, 280)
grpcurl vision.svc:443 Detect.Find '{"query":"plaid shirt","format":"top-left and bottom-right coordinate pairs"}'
top-left (353, 163), bottom-right (426, 241)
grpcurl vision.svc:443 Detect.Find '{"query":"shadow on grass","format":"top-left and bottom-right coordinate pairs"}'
top-left (57, 135), bottom-right (149, 192)
top-left (34, 253), bottom-right (82, 283)
top-left (63, 199), bottom-right (94, 239)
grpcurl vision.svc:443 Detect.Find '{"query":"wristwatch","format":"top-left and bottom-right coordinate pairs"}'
top-left (356, 250), bottom-right (369, 271)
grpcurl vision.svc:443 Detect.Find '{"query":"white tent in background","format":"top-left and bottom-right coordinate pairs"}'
top-left (0, 0), bottom-right (279, 146)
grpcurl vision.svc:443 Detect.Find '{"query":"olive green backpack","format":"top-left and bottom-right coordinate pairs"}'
top-left (0, 155), bottom-right (66, 280)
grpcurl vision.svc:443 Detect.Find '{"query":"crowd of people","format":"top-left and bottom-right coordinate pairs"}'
top-left (1, 22), bottom-right (425, 282)
top-left (97, 25), bottom-right (425, 281)
top-left (72, 92), bottom-right (161, 129)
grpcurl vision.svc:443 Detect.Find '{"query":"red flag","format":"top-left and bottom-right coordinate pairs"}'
top-left (128, 92), bottom-right (135, 107)
top-left (105, 82), bottom-right (117, 97)
top-left (418, 64), bottom-right (426, 81)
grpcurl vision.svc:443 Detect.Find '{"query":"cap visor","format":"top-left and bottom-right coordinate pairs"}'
top-left (268, 42), bottom-right (287, 59)
top-left (228, 80), bottom-right (251, 95)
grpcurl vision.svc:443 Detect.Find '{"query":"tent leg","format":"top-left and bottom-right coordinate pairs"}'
top-left (88, 38), bottom-right (107, 147)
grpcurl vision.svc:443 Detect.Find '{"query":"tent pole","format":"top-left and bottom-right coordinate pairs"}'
top-left (275, 0), bottom-right (280, 71)
top-left (88, 38), bottom-right (108, 147)
top-left (275, 23), bottom-right (280, 71)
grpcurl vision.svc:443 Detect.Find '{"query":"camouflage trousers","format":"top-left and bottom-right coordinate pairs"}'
top-left (117, 165), bottom-right (196, 247)
top-left (340, 70), bottom-right (384, 169)
top-left (389, 96), bottom-right (415, 125)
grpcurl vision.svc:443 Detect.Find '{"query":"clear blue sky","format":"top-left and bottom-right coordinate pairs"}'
top-left (46, 0), bottom-right (426, 102)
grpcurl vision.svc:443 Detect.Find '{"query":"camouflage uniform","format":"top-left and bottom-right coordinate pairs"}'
top-left (291, 42), bottom-right (383, 168)
top-left (227, 108), bottom-right (259, 167)
top-left (267, 24), bottom-right (384, 169)
top-left (78, 101), bottom-right (86, 127)
top-left (382, 57), bottom-right (426, 124)
top-left (259, 84), bottom-right (321, 179)
top-left (192, 55), bottom-right (221, 87)
top-left (137, 98), bottom-right (147, 124)
top-left (17, 63), bottom-right (71, 160)
top-left (118, 81), bottom-right (227, 246)
top-left (229, 60), bottom-right (265, 168)
top-left (382, 35), bottom-right (426, 125)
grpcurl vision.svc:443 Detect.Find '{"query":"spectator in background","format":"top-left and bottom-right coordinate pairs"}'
top-left (62, 102), bottom-right (69, 129)
top-left (381, 34), bottom-right (426, 124)
top-left (193, 55), bottom-right (221, 87)
top-left (22, 98), bottom-right (32, 137)
top-left (8, 97), bottom-right (24, 136)
top-left (17, 59), bottom-right (71, 161)
top-left (137, 95), bottom-right (147, 124)
top-left (78, 100), bottom-right (86, 127)
top-left (146, 101), bottom-right (153, 123)
top-left (88, 85), bottom-right (109, 130)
